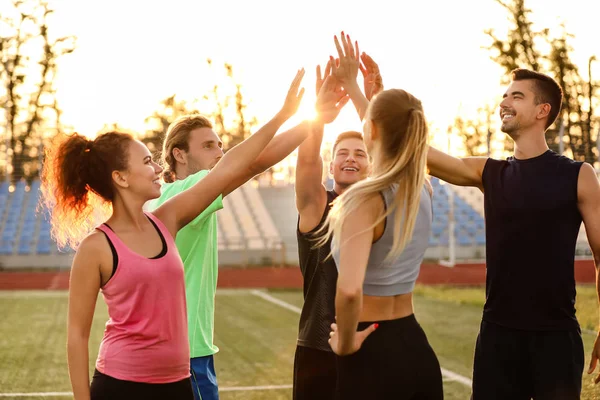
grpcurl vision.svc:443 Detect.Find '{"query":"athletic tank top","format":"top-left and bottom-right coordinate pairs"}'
top-left (332, 184), bottom-right (432, 296)
top-left (296, 190), bottom-right (339, 351)
top-left (95, 212), bottom-right (190, 383)
top-left (482, 150), bottom-right (583, 330)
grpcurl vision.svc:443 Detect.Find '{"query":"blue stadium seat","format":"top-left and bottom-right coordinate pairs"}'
top-left (30, 179), bottom-right (41, 191)
top-left (18, 243), bottom-right (31, 254)
top-left (36, 239), bottom-right (53, 254)
top-left (438, 235), bottom-right (449, 246)
top-left (2, 225), bottom-right (17, 235)
top-left (0, 245), bottom-right (14, 255)
top-left (426, 178), bottom-right (488, 249)
top-left (456, 214), bottom-right (469, 224)
top-left (428, 236), bottom-right (439, 246)
top-left (1, 236), bottom-right (15, 244)
top-left (432, 225), bottom-right (445, 236)
top-left (458, 235), bottom-right (473, 246)
top-left (475, 234), bottom-right (486, 245)
top-left (465, 225), bottom-right (477, 235)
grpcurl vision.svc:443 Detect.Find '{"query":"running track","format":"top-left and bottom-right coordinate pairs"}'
top-left (0, 260), bottom-right (596, 290)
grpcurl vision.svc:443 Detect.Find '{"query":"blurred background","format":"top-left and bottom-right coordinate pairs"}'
top-left (1, 0), bottom-right (599, 398)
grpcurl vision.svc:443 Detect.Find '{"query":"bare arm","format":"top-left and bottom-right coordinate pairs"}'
top-left (331, 33), bottom-right (370, 121)
top-left (296, 70), bottom-right (349, 232)
top-left (330, 34), bottom-right (487, 189)
top-left (295, 120), bottom-right (327, 232)
top-left (222, 120), bottom-right (312, 197)
top-left (157, 112), bottom-right (287, 234)
top-left (329, 196), bottom-right (379, 355)
top-left (427, 146), bottom-right (487, 190)
top-left (154, 69), bottom-right (305, 235)
top-left (578, 163), bottom-right (600, 384)
top-left (344, 82), bottom-right (370, 121)
top-left (67, 234), bottom-right (107, 400)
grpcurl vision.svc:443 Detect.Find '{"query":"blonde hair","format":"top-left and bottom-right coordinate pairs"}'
top-left (161, 115), bottom-right (212, 182)
top-left (317, 89), bottom-right (429, 261)
top-left (332, 131), bottom-right (364, 155)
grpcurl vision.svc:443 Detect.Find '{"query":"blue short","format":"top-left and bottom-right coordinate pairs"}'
top-left (190, 356), bottom-right (219, 400)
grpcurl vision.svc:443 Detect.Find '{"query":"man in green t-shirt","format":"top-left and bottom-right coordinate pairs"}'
top-left (149, 73), bottom-right (349, 400)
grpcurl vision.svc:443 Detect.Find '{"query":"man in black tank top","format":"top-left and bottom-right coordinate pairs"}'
top-left (427, 69), bottom-right (600, 399)
top-left (293, 68), bottom-right (374, 400)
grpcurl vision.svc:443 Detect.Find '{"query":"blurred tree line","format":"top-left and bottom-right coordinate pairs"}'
top-left (1, 1), bottom-right (258, 184)
top-left (1, 0), bottom-right (75, 183)
top-left (456, 0), bottom-right (598, 162)
top-left (2, 0), bottom-right (598, 185)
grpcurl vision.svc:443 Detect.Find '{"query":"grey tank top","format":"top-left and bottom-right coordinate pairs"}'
top-left (333, 183), bottom-right (433, 296)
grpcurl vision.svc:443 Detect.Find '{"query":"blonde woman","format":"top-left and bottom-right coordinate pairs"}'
top-left (320, 33), bottom-right (443, 399)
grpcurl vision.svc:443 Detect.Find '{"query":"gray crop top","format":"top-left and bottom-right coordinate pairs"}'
top-left (333, 183), bottom-right (433, 296)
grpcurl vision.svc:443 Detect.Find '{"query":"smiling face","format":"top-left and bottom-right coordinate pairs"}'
top-left (329, 137), bottom-right (370, 190)
top-left (114, 140), bottom-right (164, 200)
top-left (499, 79), bottom-right (550, 138)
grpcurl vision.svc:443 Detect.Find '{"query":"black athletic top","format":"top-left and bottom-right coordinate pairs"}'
top-left (101, 216), bottom-right (168, 282)
top-left (482, 150), bottom-right (583, 330)
top-left (296, 190), bottom-right (339, 351)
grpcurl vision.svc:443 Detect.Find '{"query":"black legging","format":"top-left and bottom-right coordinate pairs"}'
top-left (90, 369), bottom-right (193, 400)
top-left (336, 314), bottom-right (443, 400)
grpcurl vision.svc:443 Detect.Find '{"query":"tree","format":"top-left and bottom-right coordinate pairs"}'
top-left (546, 28), bottom-right (598, 163)
top-left (455, 103), bottom-right (498, 157)
top-left (484, 0), bottom-right (598, 162)
top-left (142, 59), bottom-right (258, 160)
top-left (204, 60), bottom-right (258, 151)
top-left (141, 95), bottom-right (199, 155)
top-left (0, 0), bottom-right (75, 183)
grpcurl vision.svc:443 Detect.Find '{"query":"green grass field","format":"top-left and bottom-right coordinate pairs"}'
top-left (1, 285), bottom-right (600, 399)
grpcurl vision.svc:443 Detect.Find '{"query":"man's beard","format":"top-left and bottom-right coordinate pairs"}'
top-left (500, 120), bottom-right (520, 139)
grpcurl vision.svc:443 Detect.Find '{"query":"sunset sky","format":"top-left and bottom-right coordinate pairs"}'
top-left (4, 0), bottom-right (600, 162)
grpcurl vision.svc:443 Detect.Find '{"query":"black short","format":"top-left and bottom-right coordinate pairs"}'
top-left (472, 320), bottom-right (584, 400)
top-left (90, 369), bottom-right (193, 400)
top-left (293, 345), bottom-right (337, 400)
top-left (336, 314), bottom-right (443, 400)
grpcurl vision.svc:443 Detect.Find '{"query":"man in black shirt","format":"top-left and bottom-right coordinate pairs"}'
top-left (292, 59), bottom-right (379, 400)
top-left (428, 68), bottom-right (600, 399)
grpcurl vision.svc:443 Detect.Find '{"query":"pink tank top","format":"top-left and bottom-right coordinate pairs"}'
top-left (95, 212), bottom-right (190, 383)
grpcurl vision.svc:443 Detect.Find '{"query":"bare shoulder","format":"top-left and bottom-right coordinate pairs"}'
top-left (297, 185), bottom-right (329, 233)
top-left (578, 163), bottom-right (600, 199)
top-left (578, 162), bottom-right (597, 180)
top-left (80, 230), bottom-right (109, 251)
top-left (73, 231), bottom-right (112, 267)
top-left (365, 191), bottom-right (385, 217)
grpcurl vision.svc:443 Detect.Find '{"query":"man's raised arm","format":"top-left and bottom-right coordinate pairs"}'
top-left (296, 69), bottom-right (349, 232)
top-left (427, 146), bottom-right (488, 190)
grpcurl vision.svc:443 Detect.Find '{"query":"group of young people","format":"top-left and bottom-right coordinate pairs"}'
top-left (40, 31), bottom-right (600, 400)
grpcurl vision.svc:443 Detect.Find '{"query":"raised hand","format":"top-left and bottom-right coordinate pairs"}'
top-left (316, 60), bottom-right (332, 96)
top-left (279, 68), bottom-right (306, 120)
top-left (360, 52), bottom-right (383, 100)
top-left (331, 31), bottom-right (360, 87)
top-left (316, 75), bottom-right (349, 124)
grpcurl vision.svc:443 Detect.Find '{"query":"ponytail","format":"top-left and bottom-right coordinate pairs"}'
top-left (316, 89), bottom-right (429, 262)
top-left (40, 131), bottom-right (133, 249)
